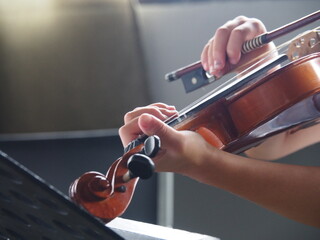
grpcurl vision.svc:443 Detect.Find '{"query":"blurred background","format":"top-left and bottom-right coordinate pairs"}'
top-left (0, 0), bottom-right (320, 239)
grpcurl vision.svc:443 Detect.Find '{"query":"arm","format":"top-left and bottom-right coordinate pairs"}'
top-left (122, 113), bottom-right (320, 228)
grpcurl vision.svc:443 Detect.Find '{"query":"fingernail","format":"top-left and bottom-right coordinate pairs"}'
top-left (213, 60), bottom-right (222, 70)
top-left (209, 65), bottom-right (214, 74)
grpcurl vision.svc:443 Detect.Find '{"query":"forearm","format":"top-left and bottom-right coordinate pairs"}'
top-left (123, 108), bottom-right (320, 227)
top-left (187, 145), bottom-right (320, 228)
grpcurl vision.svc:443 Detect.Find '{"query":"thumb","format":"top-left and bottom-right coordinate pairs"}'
top-left (138, 113), bottom-right (178, 145)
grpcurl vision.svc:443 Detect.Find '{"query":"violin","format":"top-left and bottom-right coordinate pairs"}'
top-left (69, 11), bottom-right (320, 223)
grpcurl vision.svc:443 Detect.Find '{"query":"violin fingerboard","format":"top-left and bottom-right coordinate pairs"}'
top-left (124, 135), bottom-right (147, 153)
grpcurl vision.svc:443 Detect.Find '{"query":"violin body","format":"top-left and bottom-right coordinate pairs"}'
top-left (174, 53), bottom-right (320, 153)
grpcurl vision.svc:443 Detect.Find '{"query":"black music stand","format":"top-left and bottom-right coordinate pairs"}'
top-left (0, 150), bottom-right (123, 240)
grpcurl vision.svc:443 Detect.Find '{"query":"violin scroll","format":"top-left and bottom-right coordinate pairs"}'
top-left (69, 135), bottom-right (160, 223)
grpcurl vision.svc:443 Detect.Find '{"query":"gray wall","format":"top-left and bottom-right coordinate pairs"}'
top-left (134, 1), bottom-right (320, 239)
top-left (135, 0), bottom-right (320, 108)
top-left (0, 0), bottom-right (149, 134)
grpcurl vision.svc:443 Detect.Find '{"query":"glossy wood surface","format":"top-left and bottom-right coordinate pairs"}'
top-left (69, 145), bottom-right (143, 223)
top-left (228, 53), bottom-right (320, 136)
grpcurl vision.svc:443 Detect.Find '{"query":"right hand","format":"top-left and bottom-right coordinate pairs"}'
top-left (200, 16), bottom-right (276, 78)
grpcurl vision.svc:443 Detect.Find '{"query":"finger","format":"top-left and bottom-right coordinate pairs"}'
top-left (119, 117), bottom-right (142, 147)
top-left (120, 105), bottom-right (178, 146)
top-left (207, 17), bottom-right (248, 76)
top-left (200, 43), bottom-right (210, 71)
top-left (227, 18), bottom-right (266, 64)
top-left (138, 114), bottom-right (180, 148)
top-left (208, 27), bottom-right (229, 75)
top-left (226, 27), bottom-right (248, 65)
top-left (150, 102), bottom-right (176, 110)
top-left (124, 105), bottom-right (177, 124)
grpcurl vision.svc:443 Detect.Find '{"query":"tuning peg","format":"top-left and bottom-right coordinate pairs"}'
top-left (143, 135), bottom-right (161, 158)
top-left (123, 154), bottom-right (155, 182)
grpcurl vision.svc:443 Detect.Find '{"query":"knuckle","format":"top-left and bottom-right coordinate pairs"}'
top-left (147, 106), bottom-right (159, 114)
top-left (201, 47), bottom-right (207, 58)
top-left (150, 102), bottom-right (161, 107)
top-left (249, 18), bottom-right (266, 33)
top-left (150, 102), bottom-right (167, 109)
top-left (118, 126), bottom-right (125, 137)
top-left (215, 26), bottom-right (231, 36)
top-left (229, 27), bottom-right (247, 43)
top-left (231, 27), bottom-right (244, 36)
top-left (133, 106), bottom-right (143, 111)
top-left (205, 39), bottom-right (214, 53)
top-left (124, 111), bottom-right (134, 123)
top-left (234, 15), bottom-right (248, 24)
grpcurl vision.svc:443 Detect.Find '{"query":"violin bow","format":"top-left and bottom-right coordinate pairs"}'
top-left (165, 10), bottom-right (320, 82)
top-left (242, 10), bottom-right (320, 53)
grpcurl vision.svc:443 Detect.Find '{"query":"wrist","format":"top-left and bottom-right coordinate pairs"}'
top-left (180, 142), bottom-right (224, 185)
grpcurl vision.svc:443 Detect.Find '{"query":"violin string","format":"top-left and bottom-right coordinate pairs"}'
top-left (167, 26), bottom-right (320, 123)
